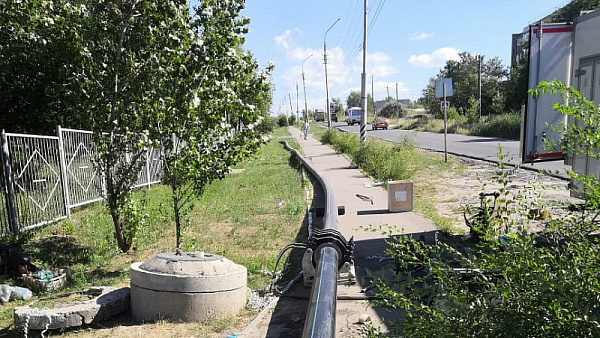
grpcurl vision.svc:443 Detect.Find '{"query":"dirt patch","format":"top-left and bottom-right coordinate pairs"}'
top-left (431, 158), bottom-right (577, 233)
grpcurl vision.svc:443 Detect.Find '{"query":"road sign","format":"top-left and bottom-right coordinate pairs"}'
top-left (440, 101), bottom-right (450, 110)
top-left (435, 78), bottom-right (453, 98)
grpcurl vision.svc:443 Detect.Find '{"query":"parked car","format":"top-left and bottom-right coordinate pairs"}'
top-left (371, 116), bottom-right (389, 130)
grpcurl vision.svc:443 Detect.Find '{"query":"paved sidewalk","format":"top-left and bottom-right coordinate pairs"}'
top-left (289, 127), bottom-right (437, 335)
top-left (244, 127), bottom-right (437, 337)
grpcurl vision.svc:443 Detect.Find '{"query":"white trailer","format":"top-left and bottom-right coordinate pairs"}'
top-left (570, 10), bottom-right (600, 184)
top-left (522, 23), bottom-right (573, 162)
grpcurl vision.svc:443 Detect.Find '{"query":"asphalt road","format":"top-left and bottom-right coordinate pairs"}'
top-left (330, 122), bottom-right (571, 180)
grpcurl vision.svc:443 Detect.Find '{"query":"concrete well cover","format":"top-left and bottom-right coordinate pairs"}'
top-left (130, 251), bottom-right (247, 323)
top-left (131, 251), bottom-right (247, 292)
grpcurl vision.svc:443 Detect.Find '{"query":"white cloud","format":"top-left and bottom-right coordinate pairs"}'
top-left (409, 32), bottom-right (433, 41)
top-left (407, 47), bottom-right (461, 68)
top-left (367, 52), bottom-right (397, 78)
top-left (274, 28), bottom-right (300, 50)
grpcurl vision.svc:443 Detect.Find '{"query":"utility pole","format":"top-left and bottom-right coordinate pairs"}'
top-left (324, 18), bottom-right (340, 128)
top-left (296, 81), bottom-right (299, 122)
top-left (288, 94), bottom-right (294, 122)
top-left (302, 54), bottom-right (312, 121)
top-left (395, 82), bottom-right (399, 119)
top-left (360, 0), bottom-right (368, 145)
top-left (478, 54), bottom-right (483, 119)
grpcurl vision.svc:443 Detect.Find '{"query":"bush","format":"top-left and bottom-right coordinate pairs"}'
top-left (367, 83), bottom-right (600, 336)
top-left (469, 113), bottom-right (520, 139)
top-left (288, 114), bottom-right (297, 126)
top-left (320, 129), bottom-right (414, 181)
top-left (257, 116), bottom-right (277, 133)
top-left (277, 114), bottom-right (289, 127)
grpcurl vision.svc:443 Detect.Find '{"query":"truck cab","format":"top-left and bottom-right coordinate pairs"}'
top-left (314, 110), bottom-right (325, 122)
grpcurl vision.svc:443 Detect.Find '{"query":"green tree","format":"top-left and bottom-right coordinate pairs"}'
top-left (420, 53), bottom-right (508, 118)
top-left (379, 102), bottom-right (405, 118)
top-left (346, 90), bottom-right (373, 111)
top-left (0, 0), bottom-right (88, 134)
top-left (71, 0), bottom-right (191, 253)
top-left (548, 0), bottom-right (600, 23)
top-left (504, 53), bottom-right (529, 114)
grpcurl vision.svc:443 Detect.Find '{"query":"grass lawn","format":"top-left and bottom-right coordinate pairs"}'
top-left (0, 127), bottom-right (307, 337)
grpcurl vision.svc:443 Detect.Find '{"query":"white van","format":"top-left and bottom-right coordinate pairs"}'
top-left (346, 107), bottom-right (362, 125)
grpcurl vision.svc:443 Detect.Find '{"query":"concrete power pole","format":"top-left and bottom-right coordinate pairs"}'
top-left (360, 0), bottom-right (368, 145)
top-left (324, 18), bottom-right (340, 129)
top-left (396, 82), bottom-right (399, 119)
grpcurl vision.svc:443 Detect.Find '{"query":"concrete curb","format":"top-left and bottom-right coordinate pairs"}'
top-left (14, 286), bottom-right (130, 331)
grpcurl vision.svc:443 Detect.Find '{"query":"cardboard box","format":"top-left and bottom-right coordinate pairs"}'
top-left (388, 180), bottom-right (413, 212)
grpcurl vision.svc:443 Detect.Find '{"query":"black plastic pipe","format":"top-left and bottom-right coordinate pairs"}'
top-left (280, 141), bottom-right (339, 338)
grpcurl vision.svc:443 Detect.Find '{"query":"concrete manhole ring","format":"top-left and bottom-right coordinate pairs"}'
top-left (14, 286), bottom-right (130, 331)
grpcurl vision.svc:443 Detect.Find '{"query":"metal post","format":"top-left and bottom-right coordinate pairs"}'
top-left (443, 83), bottom-right (448, 163)
top-left (289, 94), bottom-right (294, 122)
top-left (396, 82), bottom-right (399, 118)
top-left (324, 18), bottom-right (340, 129)
top-left (57, 125), bottom-right (72, 218)
top-left (145, 136), bottom-right (151, 189)
top-left (302, 55), bottom-right (313, 121)
top-left (478, 55), bottom-right (482, 119)
top-left (360, 0), bottom-right (368, 146)
top-left (1, 130), bottom-right (19, 235)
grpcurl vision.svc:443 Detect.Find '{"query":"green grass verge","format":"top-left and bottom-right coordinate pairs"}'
top-left (0, 127), bottom-right (306, 332)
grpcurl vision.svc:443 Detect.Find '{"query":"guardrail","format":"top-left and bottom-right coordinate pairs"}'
top-left (280, 140), bottom-right (348, 338)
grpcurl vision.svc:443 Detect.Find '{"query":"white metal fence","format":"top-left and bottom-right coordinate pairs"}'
top-left (1, 126), bottom-right (162, 235)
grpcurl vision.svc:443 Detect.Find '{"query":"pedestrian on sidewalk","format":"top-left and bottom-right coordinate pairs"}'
top-left (302, 119), bottom-right (310, 140)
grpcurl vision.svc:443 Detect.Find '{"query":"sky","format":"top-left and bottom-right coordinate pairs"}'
top-left (238, 0), bottom-right (571, 115)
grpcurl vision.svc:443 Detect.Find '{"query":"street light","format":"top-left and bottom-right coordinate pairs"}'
top-left (324, 18), bottom-right (340, 128)
top-left (302, 54), bottom-right (313, 121)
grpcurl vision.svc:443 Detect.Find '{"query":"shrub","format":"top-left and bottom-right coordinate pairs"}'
top-left (257, 116), bottom-right (277, 133)
top-left (288, 114), bottom-right (297, 126)
top-left (320, 129), bottom-right (414, 181)
top-left (277, 114), bottom-right (288, 127)
top-left (469, 113), bottom-right (520, 139)
top-left (367, 82), bottom-right (600, 336)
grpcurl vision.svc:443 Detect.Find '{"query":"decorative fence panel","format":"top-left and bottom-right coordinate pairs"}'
top-left (2, 133), bottom-right (67, 233)
top-left (1, 127), bottom-right (162, 235)
top-left (58, 127), bottom-right (103, 213)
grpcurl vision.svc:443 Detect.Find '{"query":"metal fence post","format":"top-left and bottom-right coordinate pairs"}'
top-left (57, 125), bottom-right (71, 218)
top-left (146, 136), bottom-right (151, 189)
top-left (1, 130), bottom-right (19, 235)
